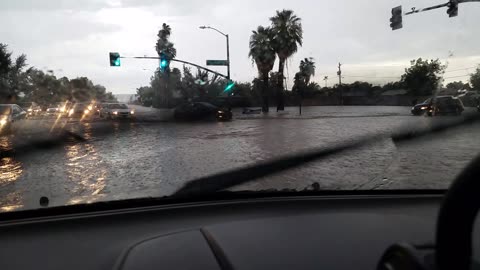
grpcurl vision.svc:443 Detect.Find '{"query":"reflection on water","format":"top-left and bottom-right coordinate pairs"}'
top-left (0, 137), bottom-right (23, 186)
top-left (0, 157), bottom-right (23, 185)
top-left (0, 190), bottom-right (23, 212)
top-left (0, 137), bottom-right (24, 211)
top-left (65, 123), bottom-right (107, 204)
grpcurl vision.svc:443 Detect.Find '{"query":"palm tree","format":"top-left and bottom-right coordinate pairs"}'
top-left (155, 23), bottom-right (177, 107)
top-left (299, 57), bottom-right (315, 85)
top-left (270, 9), bottom-right (303, 111)
top-left (156, 23), bottom-right (177, 60)
top-left (249, 26), bottom-right (276, 112)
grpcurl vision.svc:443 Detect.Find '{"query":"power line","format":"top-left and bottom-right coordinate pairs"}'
top-left (444, 66), bottom-right (477, 73)
top-left (444, 74), bottom-right (471, 79)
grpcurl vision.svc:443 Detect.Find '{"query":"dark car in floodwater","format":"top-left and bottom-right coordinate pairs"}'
top-left (412, 96), bottom-right (464, 116)
top-left (174, 102), bottom-right (218, 121)
top-left (174, 102), bottom-right (232, 121)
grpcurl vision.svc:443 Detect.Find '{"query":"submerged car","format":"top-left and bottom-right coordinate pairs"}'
top-left (45, 107), bottom-right (60, 117)
top-left (101, 103), bottom-right (134, 119)
top-left (412, 96), bottom-right (464, 116)
top-left (19, 102), bottom-right (42, 117)
top-left (68, 103), bottom-right (94, 118)
top-left (174, 102), bottom-right (231, 121)
top-left (428, 96), bottom-right (464, 116)
top-left (216, 108), bottom-right (233, 121)
top-left (0, 104), bottom-right (27, 133)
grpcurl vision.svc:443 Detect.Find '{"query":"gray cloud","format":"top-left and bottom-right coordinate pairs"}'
top-left (0, 0), bottom-right (110, 11)
top-left (1, 0), bottom-right (479, 93)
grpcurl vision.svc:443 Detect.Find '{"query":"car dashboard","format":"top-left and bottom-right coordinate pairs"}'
top-left (0, 193), bottom-right (478, 270)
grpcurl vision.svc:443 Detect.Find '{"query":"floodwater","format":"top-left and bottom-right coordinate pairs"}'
top-left (0, 106), bottom-right (479, 212)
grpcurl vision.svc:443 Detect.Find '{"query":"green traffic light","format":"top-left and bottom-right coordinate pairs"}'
top-left (224, 81), bottom-right (235, 92)
top-left (109, 52), bottom-right (121, 67)
top-left (160, 59), bottom-right (168, 68)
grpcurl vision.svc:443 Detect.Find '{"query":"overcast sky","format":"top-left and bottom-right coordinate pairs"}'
top-left (1, 0), bottom-right (479, 94)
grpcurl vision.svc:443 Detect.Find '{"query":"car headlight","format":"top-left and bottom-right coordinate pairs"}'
top-left (88, 105), bottom-right (93, 111)
top-left (0, 119), bottom-right (7, 126)
top-left (84, 109), bottom-right (90, 114)
top-left (113, 111), bottom-right (118, 115)
top-left (420, 106), bottom-right (428, 110)
top-left (130, 110), bottom-right (135, 115)
top-left (27, 108), bottom-right (32, 112)
top-left (218, 110), bottom-right (223, 114)
top-left (69, 109), bottom-right (74, 116)
top-left (60, 107), bottom-right (65, 112)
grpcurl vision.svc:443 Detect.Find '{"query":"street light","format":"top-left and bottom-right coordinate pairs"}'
top-left (199, 25), bottom-right (230, 80)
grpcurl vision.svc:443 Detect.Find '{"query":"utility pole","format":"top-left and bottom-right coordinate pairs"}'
top-left (337, 63), bottom-right (343, 105)
top-left (226, 34), bottom-right (230, 80)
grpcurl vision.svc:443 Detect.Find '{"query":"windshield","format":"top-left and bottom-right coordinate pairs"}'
top-left (0, 0), bottom-right (479, 212)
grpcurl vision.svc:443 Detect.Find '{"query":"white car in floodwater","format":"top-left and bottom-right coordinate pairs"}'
top-left (100, 103), bottom-right (135, 119)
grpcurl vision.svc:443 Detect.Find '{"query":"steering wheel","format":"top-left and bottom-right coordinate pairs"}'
top-left (436, 154), bottom-right (480, 270)
top-left (378, 155), bottom-right (480, 270)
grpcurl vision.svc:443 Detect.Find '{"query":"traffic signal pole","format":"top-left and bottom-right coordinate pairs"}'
top-left (390, 0), bottom-right (480, 30)
top-left (119, 56), bottom-right (229, 80)
top-left (404, 2), bottom-right (450, 16)
top-left (226, 34), bottom-right (230, 80)
top-left (112, 54), bottom-right (234, 107)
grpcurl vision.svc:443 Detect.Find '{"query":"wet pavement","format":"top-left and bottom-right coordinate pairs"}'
top-left (0, 105), bottom-right (479, 212)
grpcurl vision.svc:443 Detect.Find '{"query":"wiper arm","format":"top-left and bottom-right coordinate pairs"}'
top-left (174, 113), bottom-right (480, 197)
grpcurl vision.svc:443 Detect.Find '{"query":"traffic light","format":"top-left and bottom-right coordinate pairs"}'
top-left (390, 6), bottom-right (403, 30)
top-left (224, 80), bottom-right (235, 93)
top-left (447, 0), bottom-right (458, 17)
top-left (159, 52), bottom-right (169, 72)
top-left (109, 52), bottom-right (121, 67)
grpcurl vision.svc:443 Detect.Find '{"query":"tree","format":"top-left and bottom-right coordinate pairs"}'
top-left (0, 43), bottom-right (30, 103)
top-left (470, 66), bottom-right (480, 91)
top-left (154, 23), bottom-right (177, 108)
top-left (270, 9), bottom-right (303, 111)
top-left (299, 57), bottom-right (315, 85)
top-left (382, 81), bottom-right (404, 91)
top-left (293, 58), bottom-right (315, 114)
top-left (136, 86), bottom-right (154, 107)
top-left (156, 23), bottom-right (177, 61)
top-left (446, 81), bottom-right (470, 91)
top-left (400, 58), bottom-right (445, 96)
top-left (249, 26), bottom-right (276, 112)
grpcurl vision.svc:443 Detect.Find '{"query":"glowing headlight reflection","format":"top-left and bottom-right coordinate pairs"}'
top-left (421, 106), bottom-right (428, 110)
top-left (113, 111), bottom-right (118, 115)
top-left (0, 119), bottom-right (7, 126)
top-left (84, 109), bottom-right (90, 114)
top-left (130, 111), bottom-right (135, 115)
top-left (69, 109), bottom-right (74, 116)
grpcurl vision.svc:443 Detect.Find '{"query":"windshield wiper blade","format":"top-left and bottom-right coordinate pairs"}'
top-left (174, 113), bottom-right (480, 197)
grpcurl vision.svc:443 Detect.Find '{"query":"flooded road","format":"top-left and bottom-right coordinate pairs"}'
top-left (1, 106), bottom-right (479, 212)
